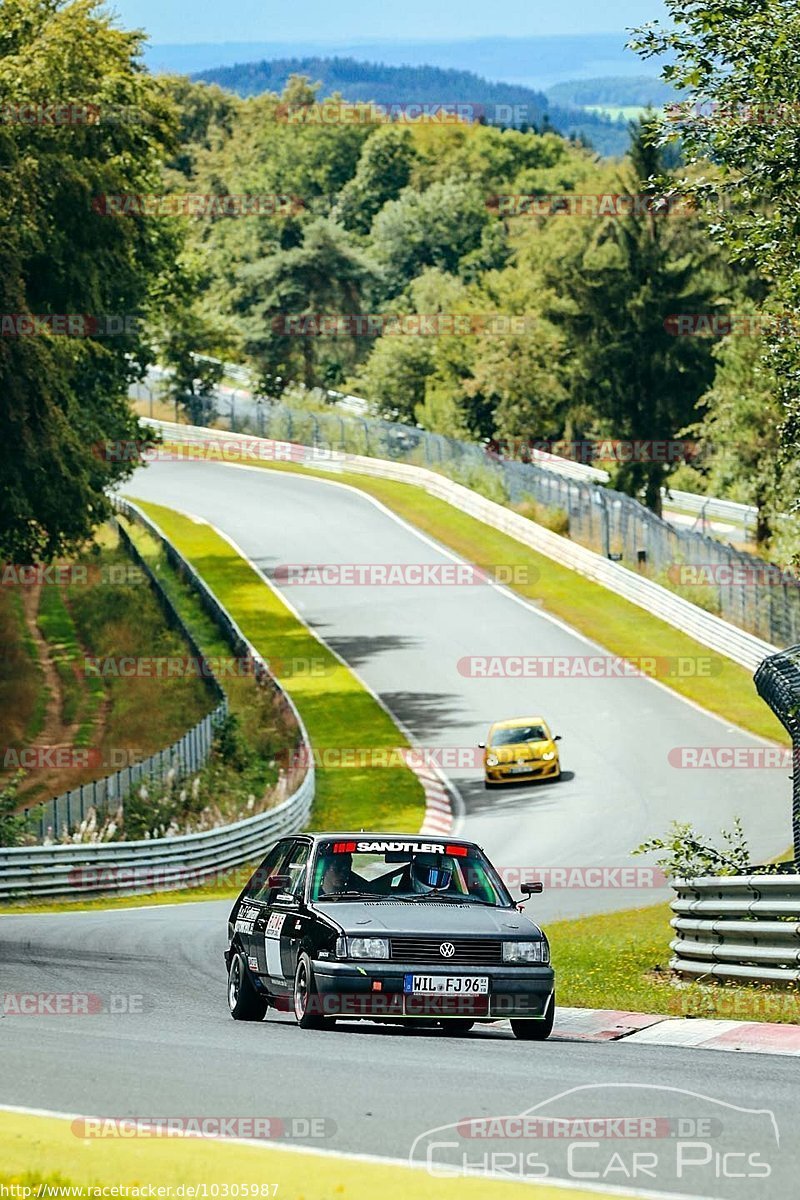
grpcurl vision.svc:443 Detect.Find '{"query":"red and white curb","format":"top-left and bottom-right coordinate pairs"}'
top-left (550, 1006), bottom-right (800, 1056)
top-left (414, 765), bottom-right (457, 835)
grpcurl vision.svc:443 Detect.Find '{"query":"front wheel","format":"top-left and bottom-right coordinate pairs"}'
top-left (293, 953), bottom-right (332, 1030)
top-left (228, 951), bottom-right (268, 1022)
top-left (511, 994), bottom-right (555, 1041)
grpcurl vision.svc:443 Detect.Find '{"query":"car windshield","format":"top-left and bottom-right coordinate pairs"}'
top-left (491, 725), bottom-right (547, 746)
top-left (310, 840), bottom-right (511, 906)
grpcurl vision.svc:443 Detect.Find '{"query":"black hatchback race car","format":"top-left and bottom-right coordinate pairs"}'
top-left (225, 833), bottom-right (555, 1039)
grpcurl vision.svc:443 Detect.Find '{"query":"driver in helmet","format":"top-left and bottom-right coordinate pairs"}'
top-left (409, 852), bottom-right (455, 894)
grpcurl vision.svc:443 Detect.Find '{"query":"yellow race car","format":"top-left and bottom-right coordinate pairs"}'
top-left (480, 716), bottom-right (562, 788)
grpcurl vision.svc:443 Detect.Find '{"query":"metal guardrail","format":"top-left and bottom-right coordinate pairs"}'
top-left (0, 777), bottom-right (314, 902)
top-left (668, 490), bottom-right (757, 532)
top-left (1, 500), bottom-right (315, 900)
top-left (670, 875), bottom-right (800, 985)
top-left (141, 420), bottom-right (777, 673)
top-left (21, 517), bottom-right (228, 842)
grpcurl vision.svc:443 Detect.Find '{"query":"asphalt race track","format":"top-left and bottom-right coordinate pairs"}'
top-left (123, 460), bottom-right (785, 921)
top-left (1, 460), bottom-right (795, 1200)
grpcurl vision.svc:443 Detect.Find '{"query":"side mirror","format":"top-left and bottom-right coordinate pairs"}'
top-left (268, 874), bottom-right (290, 889)
top-left (553, 735), bottom-right (562, 742)
top-left (520, 881), bottom-right (544, 896)
top-left (478, 741), bottom-right (486, 749)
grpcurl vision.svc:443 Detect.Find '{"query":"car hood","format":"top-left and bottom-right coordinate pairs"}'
top-left (314, 901), bottom-right (544, 938)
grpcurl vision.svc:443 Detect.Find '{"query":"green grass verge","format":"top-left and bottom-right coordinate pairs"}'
top-left (128, 500), bottom-right (425, 835)
top-left (37, 585), bottom-right (103, 740)
top-left (549, 901), bottom-right (800, 1024)
top-left (183, 451), bottom-right (781, 743)
top-left (0, 1112), bottom-right (625, 1200)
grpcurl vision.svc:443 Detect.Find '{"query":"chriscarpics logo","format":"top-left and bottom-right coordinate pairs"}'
top-left (409, 1084), bottom-right (779, 1193)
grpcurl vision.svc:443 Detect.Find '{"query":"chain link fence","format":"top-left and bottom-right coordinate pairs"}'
top-left (189, 399), bottom-right (799, 647)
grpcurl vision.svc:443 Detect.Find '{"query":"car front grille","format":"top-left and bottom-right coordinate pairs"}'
top-left (389, 937), bottom-right (503, 964)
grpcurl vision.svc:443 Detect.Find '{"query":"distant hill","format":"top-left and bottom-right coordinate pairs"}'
top-left (547, 76), bottom-right (679, 109)
top-left (192, 56), bottom-right (632, 156)
top-left (145, 34), bottom-right (665, 90)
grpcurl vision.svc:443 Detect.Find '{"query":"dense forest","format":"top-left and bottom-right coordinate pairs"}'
top-left (2, 0), bottom-right (800, 566)
top-left (193, 57), bottom-right (632, 156)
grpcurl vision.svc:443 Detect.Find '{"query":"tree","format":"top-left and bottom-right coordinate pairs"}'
top-left (370, 179), bottom-right (491, 299)
top-left (631, 0), bottom-right (800, 551)
top-left (333, 126), bottom-right (417, 234)
top-left (690, 324), bottom-right (782, 546)
top-left (0, 0), bottom-right (182, 562)
top-left (235, 218), bottom-right (380, 389)
top-left (544, 118), bottom-right (718, 513)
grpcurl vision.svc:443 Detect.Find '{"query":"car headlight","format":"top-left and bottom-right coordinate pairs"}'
top-left (345, 936), bottom-right (389, 959)
top-left (542, 751), bottom-right (556, 761)
top-left (502, 940), bottom-right (550, 964)
top-left (486, 754), bottom-right (499, 767)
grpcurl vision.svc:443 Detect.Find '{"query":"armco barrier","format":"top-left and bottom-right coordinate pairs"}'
top-left (670, 875), bottom-right (800, 985)
top-left (0, 779), bottom-right (313, 902)
top-left (140, 420), bottom-right (777, 673)
top-left (1, 500), bottom-right (315, 900)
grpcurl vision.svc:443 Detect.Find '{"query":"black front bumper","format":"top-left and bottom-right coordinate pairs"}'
top-left (310, 959), bottom-right (555, 1020)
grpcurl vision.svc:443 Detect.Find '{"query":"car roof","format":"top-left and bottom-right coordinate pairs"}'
top-left (490, 716), bottom-right (548, 729)
top-left (302, 832), bottom-right (477, 845)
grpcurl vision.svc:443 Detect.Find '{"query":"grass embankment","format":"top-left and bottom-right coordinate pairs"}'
top-left (1, 506), bottom-right (425, 910)
top-left (550, 902), bottom-right (800, 1025)
top-left (0, 1111), bottom-right (631, 1200)
top-left (0, 587), bottom-right (44, 751)
top-left (7, 527), bottom-right (215, 814)
top-left (127, 501), bottom-right (425, 835)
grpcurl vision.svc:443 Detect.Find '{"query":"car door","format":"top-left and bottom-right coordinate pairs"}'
top-left (234, 839), bottom-right (295, 977)
top-left (257, 839), bottom-right (311, 996)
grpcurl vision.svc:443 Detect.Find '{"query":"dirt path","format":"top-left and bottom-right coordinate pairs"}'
top-left (12, 584), bottom-right (106, 808)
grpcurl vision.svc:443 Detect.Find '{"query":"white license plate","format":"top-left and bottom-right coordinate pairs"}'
top-left (404, 975), bottom-right (489, 994)
top-left (509, 763), bottom-right (533, 774)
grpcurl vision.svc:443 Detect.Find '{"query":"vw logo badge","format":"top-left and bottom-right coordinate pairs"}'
top-left (439, 942), bottom-right (455, 958)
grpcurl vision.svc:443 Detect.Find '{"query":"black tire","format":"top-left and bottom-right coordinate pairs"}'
top-left (484, 780), bottom-right (497, 790)
top-left (293, 953), bottom-right (332, 1030)
top-left (439, 1020), bottom-right (474, 1035)
top-left (511, 994), bottom-right (555, 1041)
top-left (228, 951), bottom-right (268, 1022)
